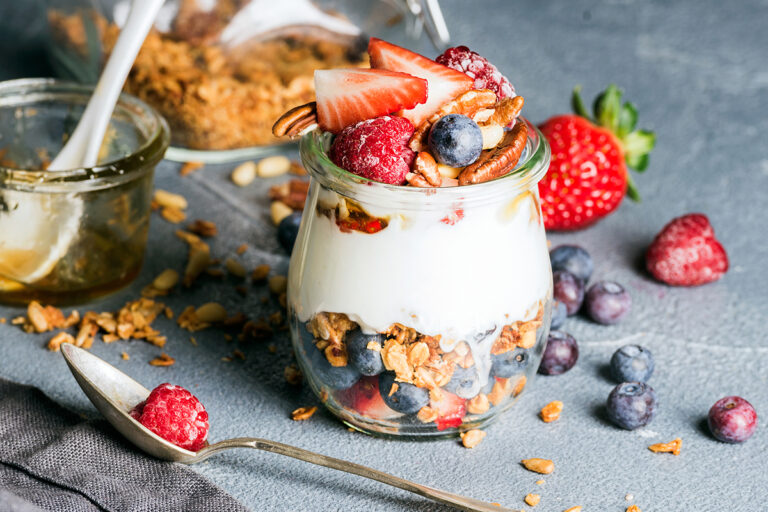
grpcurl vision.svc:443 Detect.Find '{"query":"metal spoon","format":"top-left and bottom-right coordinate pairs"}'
top-left (60, 344), bottom-right (518, 512)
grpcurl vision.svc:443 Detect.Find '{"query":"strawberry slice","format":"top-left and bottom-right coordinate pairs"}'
top-left (368, 38), bottom-right (474, 126)
top-left (430, 390), bottom-right (467, 431)
top-left (314, 68), bottom-right (427, 133)
top-left (338, 376), bottom-right (401, 420)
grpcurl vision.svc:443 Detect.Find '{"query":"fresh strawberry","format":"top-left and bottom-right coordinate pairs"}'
top-left (646, 213), bottom-right (729, 286)
top-left (339, 376), bottom-right (400, 420)
top-left (314, 68), bottom-right (427, 133)
top-left (430, 390), bottom-right (467, 431)
top-left (368, 38), bottom-right (474, 126)
top-left (538, 85), bottom-right (656, 230)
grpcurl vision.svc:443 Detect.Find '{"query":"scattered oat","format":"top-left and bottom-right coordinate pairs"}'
top-left (252, 264), bottom-right (270, 282)
top-left (563, 507), bottom-right (582, 512)
top-left (160, 207), bottom-right (186, 223)
top-left (189, 336), bottom-right (198, 346)
top-left (236, 243), bottom-right (248, 255)
top-left (231, 161), bottom-right (257, 187)
top-left (0, 318), bottom-right (6, 324)
top-left (536, 480), bottom-right (545, 486)
top-left (221, 356), bottom-right (233, 362)
top-left (179, 161), bottom-right (203, 176)
top-left (233, 349), bottom-right (246, 360)
top-left (257, 155), bottom-right (292, 178)
top-left (154, 189), bottom-right (187, 210)
top-left (268, 344), bottom-right (277, 354)
top-left (268, 275), bottom-right (288, 294)
top-left (153, 269), bottom-right (180, 291)
top-left (241, 319), bottom-right (273, 341)
top-left (206, 268), bottom-right (225, 278)
top-left (291, 406), bottom-right (317, 421)
top-left (11, 317), bottom-right (25, 325)
top-left (176, 230), bottom-right (211, 286)
top-left (521, 458), bottom-right (554, 475)
top-left (626, 506), bottom-right (641, 512)
top-left (164, 307), bottom-right (174, 319)
top-left (188, 219), bottom-right (217, 237)
top-left (271, 201), bottom-right (294, 226)
top-left (225, 257), bottom-right (247, 278)
top-left (460, 429), bottom-right (486, 448)
top-left (121, 352), bottom-right (129, 360)
top-left (19, 301), bottom-right (79, 333)
top-left (47, 332), bottom-right (75, 351)
top-left (149, 353), bottom-right (175, 366)
top-left (524, 494), bottom-right (540, 507)
top-left (284, 364), bottom-right (302, 385)
top-left (467, 393), bottom-right (490, 415)
top-left (540, 400), bottom-right (563, 423)
top-left (648, 437), bottom-right (682, 456)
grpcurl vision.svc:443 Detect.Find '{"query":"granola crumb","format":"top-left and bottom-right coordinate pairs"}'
top-left (268, 344), bottom-right (277, 353)
top-left (536, 480), bottom-right (545, 486)
top-left (284, 364), bottom-right (303, 385)
top-left (121, 352), bottom-right (129, 360)
top-left (252, 264), bottom-right (270, 282)
top-left (648, 437), bottom-right (682, 456)
top-left (221, 356), bottom-right (232, 362)
top-left (233, 349), bottom-right (246, 360)
top-left (291, 406), bottom-right (317, 421)
top-left (540, 400), bottom-right (563, 423)
top-left (625, 494), bottom-right (634, 501)
top-left (460, 429), bottom-right (486, 448)
top-left (179, 161), bottom-right (203, 176)
top-left (188, 219), bottom-right (218, 237)
top-left (626, 505), bottom-right (641, 512)
top-left (189, 336), bottom-right (197, 346)
top-left (0, 317), bottom-right (6, 324)
top-left (225, 257), bottom-right (247, 278)
top-left (149, 353), bottom-right (175, 366)
top-left (521, 458), bottom-right (554, 475)
top-left (524, 493), bottom-right (540, 507)
top-left (47, 332), bottom-right (75, 352)
top-left (563, 508), bottom-right (582, 512)
top-left (268, 275), bottom-right (288, 294)
top-left (236, 243), bottom-right (248, 255)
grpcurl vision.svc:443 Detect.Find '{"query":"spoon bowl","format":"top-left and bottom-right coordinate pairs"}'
top-left (61, 344), bottom-right (519, 512)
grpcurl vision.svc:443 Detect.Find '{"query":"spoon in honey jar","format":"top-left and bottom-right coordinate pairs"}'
top-left (0, 0), bottom-right (164, 286)
top-left (61, 344), bottom-right (518, 512)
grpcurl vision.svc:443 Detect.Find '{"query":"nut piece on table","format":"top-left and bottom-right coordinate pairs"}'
top-left (231, 161), bottom-right (257, 187)
top-left (47, 332), bottom-right (75, 352)
top-left (291, 406), bottom-right (317, 421)
top-left (195, 302), bottom-right (228, 324)
top-left (460, 429), bottom-right (486, 448)
top-left (149, 353), bottom-right (175, 366)
top-left (268, 275), bottom-right (288, 295)
top-left (271, 201), bottom-right (294, 226)
top-left (257, 156), bottom-right (291, 178)
top-left (540, 400), bottom-right (563, 423)
top-left (648, 437), bottom-right (682, 456)
top-left (524, 493), bottom-right (541, 507)
top-left (152, 269), bottom-right (180, 291)
top-left (225, 257), bottom-right (247, 278)
top-left (521, 458), bottom-right (554, 474)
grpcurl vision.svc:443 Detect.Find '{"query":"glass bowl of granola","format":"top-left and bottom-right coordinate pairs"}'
top-left (46, 0), bottom-right (443, 163)
top-left (0, 78), bottom-right (169, 305)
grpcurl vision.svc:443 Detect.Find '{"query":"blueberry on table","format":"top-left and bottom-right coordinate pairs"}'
top-left (606, 382), bottom-right (657, 430)
top-left (428, 114), bottom-right (483, 167)
top-left (585, 281), bottom-right (632, 324)
top-left (708, 396), bottom-right (758, 443)
top-left (379, 373), bottom-right (429, 414)
top-left (444, 364), bottom-right (482, 399)
top-left (610, 344), bottom-right (654, 383)
top-left (308, 345), bottom-right (360, 390)
top-left (552, 271), bottom-right (585, 316)
top-left (549, 245), bottom-right (593, 283)
top-left (277, 211), bottom-right (302, 253)
top-left (491, 347), bottom-right (530, 378)
top-left (538, 331), bottom-right (579, 375)
top-left (346, 330), bottom-right (385, 376)
top-left (550, 300), bottom-right (567, 330)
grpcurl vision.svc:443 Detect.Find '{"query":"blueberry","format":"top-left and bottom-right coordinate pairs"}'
top-left (346, 330), bottom-right (385, 376)
top-left (610, 345), bottom-right (654, 383)
top-left (307, 344), bottom-right (360, 390)
top-left (585, 281), bottom-right (631, 324)
top-left (277, 212), bottom-right (302, 253)
top-left (428, 114), bottom-right (483, 167)
top-left (552, 271), bottom-right (585, 316)
top-left (550, 245), bottom-right (593, 283)
top-left (491, 347), bottom-right (530, 378)
top-left (550, 300), bottom-right (567, 330)
top-left (538, 331), bottom-right (578, 375)
top-left (379, 373), bottom-right (429, 414)
top-left (606, 382), bottom-right (657, 430)
top-left (444, 365), bottom-right (485, 399)
top-left (708, 396), bottom-right (758, 443)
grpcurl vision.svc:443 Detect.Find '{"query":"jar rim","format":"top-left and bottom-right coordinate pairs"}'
top-left (299, 117), bottom-right (550, 207)
top-left (0, 78), bottom-right (170, 190)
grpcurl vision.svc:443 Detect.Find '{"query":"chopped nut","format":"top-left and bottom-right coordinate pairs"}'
top-left (179, 161), bottom-right (203, 176)
top-left (152, 269), bottom-right (179, 291)
top-left (188, 219), bottom-right (218, 237)
top-left (460, 429), bottom-right (486, 448)
top-left (458, 122), bottom-right (528, 185)
top-left (648, 438), bottom-right (682, 456)
top-left (486, 95), bottom-right (525, 127)
top-left (149, 353), bottom-right (175, 366)
top-left (225, 257), bottom-right (247, 278)
top-left (271, 201), bottom-right (294, 226)
top-left (121, 352), bottom-right (130, 360)
top-left (269, 179), bottom-right (309, 210)
top-left (467, 393), bottom-right (490, 415)
top-left (536, 480), bottom-right (545, 486)
top-left (236, 243), bottom-right (248, 255)
top-left (480, 124), bottom-right (505, 149)
top-left (524, 494), bottom-right (541, 507)
top-left (268, 275), bottom-right (288, 294)
top-left (417, 406), bottom-right (439, 423)
top-left (437, 163), bottom-right (461, 179)
top-left (195, 302), bottom-right (227, 323)
top-left (521, 458), bottom-right (554, 475)
top-left (231, 161), bottom-right (257, 187)
top-left (154, 189), bottom-right (188, 210)
top-left (252, 264), bottom-right (270, 282)
top-left (291, 406), bottom-right (317, 421)
top-left (257, 155), bottom-right (291, 178)
top-left (284, 364), bottom-right (303, 385)
top-left (563, 507), bottom-right (582, 512)
top-left (178, 233), bottom-right (211, 287)
top-left (47, 332), bottom-right (75, 351)
top-left (626, 506), bottom-right (642, 512)
top-left (540, 400), bottom-right (563, 423)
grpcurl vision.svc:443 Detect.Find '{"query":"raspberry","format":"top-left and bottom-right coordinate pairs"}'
top-left (330, 116), bottom-right (415, 185)
top-left (436, 46), bottom-right (515, 100)
top-left (130, 383), bottom-right (209, 451)
top-left (645, 213), bottom-right (728, 286)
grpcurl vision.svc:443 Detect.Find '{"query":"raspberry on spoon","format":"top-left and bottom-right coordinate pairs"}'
top-left (130, 383), bottom-right (209, 451)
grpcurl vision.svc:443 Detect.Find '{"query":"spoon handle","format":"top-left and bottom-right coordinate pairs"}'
top-left (195, 437), bottom-right (519, 512)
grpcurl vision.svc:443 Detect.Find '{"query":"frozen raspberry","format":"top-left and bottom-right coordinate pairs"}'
top-left (130, 383), bottom-right (209, 451)
top-left (330, 116), bottom-right (415, 185)
top-left (436, 46), bottom-right (515, 99)
top-left (646, 213), bottom-right (729, 286)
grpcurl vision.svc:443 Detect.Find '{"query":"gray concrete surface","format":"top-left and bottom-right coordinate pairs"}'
top-left (1, 0), bottom-right (767, 510)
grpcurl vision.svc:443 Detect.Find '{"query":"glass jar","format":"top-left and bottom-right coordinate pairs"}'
top-left (0, 79), bottom-right (170, 305)
top-left (288, 118), bottom-right (552, 437)
top-left (45, 0), bottom-right (449, 163)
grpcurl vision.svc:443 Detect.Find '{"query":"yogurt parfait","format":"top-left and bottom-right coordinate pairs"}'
top-left (275, 39), bottom-right (552, 437)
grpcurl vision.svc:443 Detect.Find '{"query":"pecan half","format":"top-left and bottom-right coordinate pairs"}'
top-left (272, 102), bottom-right (318, 138)
top-left (483, 95), bottom-right (524, 127)
top-left (409, 89), bottom-right (497, 152)
top-left (458, 121), bottom-right (527, 185)
top-left (408, 152), bottom-right (442, 187)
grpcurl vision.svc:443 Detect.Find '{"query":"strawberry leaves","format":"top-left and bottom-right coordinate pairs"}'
top-left (572, 84), bottom-right (655, 200)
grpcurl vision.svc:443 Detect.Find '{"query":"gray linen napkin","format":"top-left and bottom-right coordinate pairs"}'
top-left (0, 378), bottom-right (249, 512)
